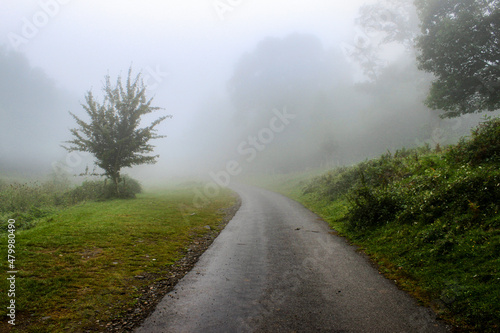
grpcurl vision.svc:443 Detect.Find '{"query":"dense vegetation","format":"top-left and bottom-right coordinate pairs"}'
top-left (414, 0), bottom-right (500, 117)
top-left (267, 117), bottom-right (500, 332)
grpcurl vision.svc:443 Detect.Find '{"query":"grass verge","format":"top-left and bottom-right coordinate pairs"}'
top-left (255, 118), bottom-right (500, 332)
top-left (0, 186), bottom-right (237, 332)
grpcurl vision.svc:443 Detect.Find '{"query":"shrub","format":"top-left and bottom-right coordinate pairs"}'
top-left (291, 118), bottom-right (500, 331)
top-left (119, 175), bottom-right (143, 198)
top-left (303, 167), bottom-right (361, 200)
top-left (446, 116), bottom-right (500, 165)
top-left (67, 175), bottom-right (142, 202)
top-left (345, 185), bottom-right (401, 230)
top-left (67, 180), bottom-right (107, 203)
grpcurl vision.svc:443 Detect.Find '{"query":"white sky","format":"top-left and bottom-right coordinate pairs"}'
top-left (1, 0), bottom-right (368, 91)
top-left (0, 0), bottom-right (372, 179)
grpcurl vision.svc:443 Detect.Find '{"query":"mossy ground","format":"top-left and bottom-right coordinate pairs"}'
top-left (0, 187), bottom-right (236, 332)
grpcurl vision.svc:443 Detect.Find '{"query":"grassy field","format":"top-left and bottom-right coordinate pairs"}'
top-left (255, 118), bottom-right (500, 332)
top-left (0, 186), bottom-right (237, 332)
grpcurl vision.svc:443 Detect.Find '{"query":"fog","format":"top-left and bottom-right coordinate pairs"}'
top-left (0, 0), bottom-right (492, 185)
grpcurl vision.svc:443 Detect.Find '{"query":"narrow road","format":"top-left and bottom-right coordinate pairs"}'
top-left (136, 184), bottom-right (450, 333)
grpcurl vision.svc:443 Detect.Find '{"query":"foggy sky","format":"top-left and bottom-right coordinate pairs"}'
top-left (0, 0), bottom-right (492, 183)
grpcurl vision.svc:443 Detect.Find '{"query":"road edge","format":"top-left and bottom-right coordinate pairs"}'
top-left (105, 191), bottom-right (242, 332)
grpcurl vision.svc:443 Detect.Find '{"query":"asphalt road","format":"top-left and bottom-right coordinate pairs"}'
top-left (136, 184), bottom-right (450, 333)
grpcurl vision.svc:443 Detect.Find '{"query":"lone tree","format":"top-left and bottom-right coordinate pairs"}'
top-left (415, 0), bottom-right (500, 117)
top-left (64, 68), bottom-right (171, 196)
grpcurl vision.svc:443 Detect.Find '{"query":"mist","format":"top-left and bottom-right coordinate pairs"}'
top-left (0, 0), bottom-right (493, 185)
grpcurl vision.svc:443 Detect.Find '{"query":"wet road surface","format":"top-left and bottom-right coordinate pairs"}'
top-left (136, 184), bottom-right (450, 332)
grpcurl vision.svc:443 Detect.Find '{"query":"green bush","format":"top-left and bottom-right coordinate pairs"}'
top-left (119, 175), bottom-right (143, 198)
top-left (446, 116), bottom-right (500, 165)
top-left (67, 175), bottom-right (142, 202)
top-left (346, 185), bottom-right (401, 230)
top-left (292, 118), bottom-right (500, 331)
top-left (67, 180), bottom-right (107, 203)
top-left (303, 167), bottom-right (360, 200)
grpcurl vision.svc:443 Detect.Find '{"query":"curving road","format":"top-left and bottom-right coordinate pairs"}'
top-left (136, 184), bottom-right (450, 333)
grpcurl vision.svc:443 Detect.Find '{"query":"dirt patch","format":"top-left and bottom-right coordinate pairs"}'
top-left (102, 194), bottom-right (241, 332)
top-left (79, 247), bottom-right (104, 261)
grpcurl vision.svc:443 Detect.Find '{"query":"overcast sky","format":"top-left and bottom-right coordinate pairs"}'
top-left (1, 0), bottom-right (367, 98)
top-left (21, 0), bottom-right (490, 187)
top-left (1, 1), bottom-right (373, 177)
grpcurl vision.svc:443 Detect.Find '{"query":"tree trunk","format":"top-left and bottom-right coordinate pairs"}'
top-left (111, 172), bottom-right (120, 197)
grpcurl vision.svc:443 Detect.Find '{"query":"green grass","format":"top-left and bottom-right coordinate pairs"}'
top-left (0, 186), bottom-right (236, 332)
top-left (257, 118), bottom-right (500, 332)
top-left (0, 174), bottom-right (144, 234)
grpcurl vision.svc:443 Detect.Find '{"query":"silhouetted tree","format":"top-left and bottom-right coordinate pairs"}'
top-left (415, 0), bottom-right (500, 117)
top-left (64, 68), bottom-right (171, 196)
top-left (345, 0), bottom-right (419, 80)
top-left (0, 47), bottom-right (74, 172)
top-left (226, 33), bottom-right (351, 171)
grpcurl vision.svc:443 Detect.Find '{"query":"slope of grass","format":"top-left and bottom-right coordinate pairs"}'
top-left (0, 186), bottom-right (236, 332)
top-left (260, 117), bottom-right (500, 332)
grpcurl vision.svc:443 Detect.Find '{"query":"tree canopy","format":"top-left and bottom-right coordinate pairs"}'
top-left (348, 0), bottom-right (419, 80)
top-left (226, 33), bottom-right (353, 171)
top-left (415, 0), bottom-right (500, 117)
top-left (63, 68), bottom-right (171, 196)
